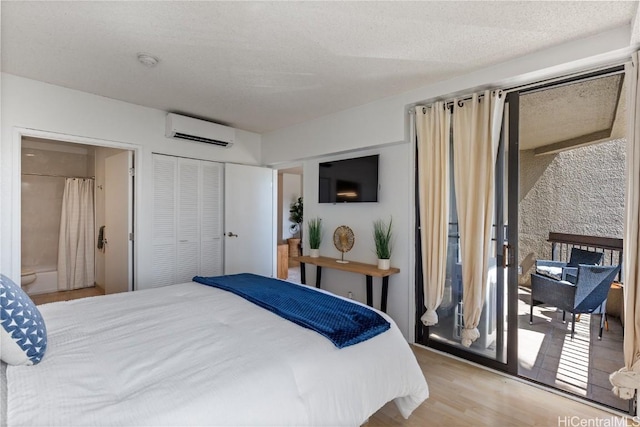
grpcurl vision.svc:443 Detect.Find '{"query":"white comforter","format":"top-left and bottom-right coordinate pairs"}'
top-left (6, 282), bottom-right (428, 426)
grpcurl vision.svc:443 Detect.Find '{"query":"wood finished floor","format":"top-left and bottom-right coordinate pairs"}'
top-left (370, 345), bottom-right (631, 427)
top-left (30, 286), bottom-right (105, 305)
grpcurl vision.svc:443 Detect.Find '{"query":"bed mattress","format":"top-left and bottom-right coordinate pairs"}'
top-left (5, 281), bottom-right (428, 426)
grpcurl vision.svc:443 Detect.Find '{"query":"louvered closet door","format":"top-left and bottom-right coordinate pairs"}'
top-left (200, 161), bottom-right (223, 276)
top-left (152, 155), bottom-right (177, 286)
top-left (176, 158), bottom-right (201, 283)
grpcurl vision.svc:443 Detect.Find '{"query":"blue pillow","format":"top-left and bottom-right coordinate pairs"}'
top-left (0, 274), bottom-right (47, 365)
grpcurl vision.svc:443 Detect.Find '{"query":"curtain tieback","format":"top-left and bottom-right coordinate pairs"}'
top-left (461, 327), bottom-right (480, 348)
top-left (610, 367), bottom-right (640, 399)
top-left (421, 309), bottom-right (439, 326)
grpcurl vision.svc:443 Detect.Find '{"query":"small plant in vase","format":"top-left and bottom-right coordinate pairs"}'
top-left (288, 197), bottom-right (303, 260)
top-left (289, 197), bottom-right (303, 238)
top-left (307, 217), bottom-right (322, 258)
top-left (373, 217), bottom-right (393, 270)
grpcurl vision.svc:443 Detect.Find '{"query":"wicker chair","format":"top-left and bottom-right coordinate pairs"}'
top-left (529, 264), bottom-right (620, 339)
top-left (535, 247), bottom-right (604, 284)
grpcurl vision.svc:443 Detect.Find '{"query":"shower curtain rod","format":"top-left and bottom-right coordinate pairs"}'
top-left (22, 173), bottom-right (95, 179)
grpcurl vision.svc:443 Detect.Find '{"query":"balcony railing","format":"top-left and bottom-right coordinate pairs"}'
top-left (548, 232), bottom-right (623, 281)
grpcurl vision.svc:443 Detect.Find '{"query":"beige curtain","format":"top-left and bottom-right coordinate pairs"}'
top-left (415, 103), bottom-right (451, 326)
top-left (610, 52), bottom-right (640, 399)
top-left (451, 90), bottom-right (505, 347)
top-left (58, 178), bottom-right (95, 290)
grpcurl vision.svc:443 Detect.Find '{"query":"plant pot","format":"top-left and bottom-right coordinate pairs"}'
top-left (309, 248), bottom-right (320, 258)
top-left (377, 258), bottom-right (390, 270)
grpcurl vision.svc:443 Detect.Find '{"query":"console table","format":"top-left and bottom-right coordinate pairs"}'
top-left (293, 255), bottom-right (400, 313)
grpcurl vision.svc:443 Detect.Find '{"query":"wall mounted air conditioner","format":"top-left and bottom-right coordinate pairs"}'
top-left (165, 113), bottom-right (235, 147)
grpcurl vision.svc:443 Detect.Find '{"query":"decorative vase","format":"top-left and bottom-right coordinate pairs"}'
top-left (309, 248), bottom-right (320, 258)
top-left (377, 258), bottom-right (390, 270)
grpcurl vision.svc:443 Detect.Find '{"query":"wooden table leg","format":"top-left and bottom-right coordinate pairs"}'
top-left (366, 275), bottom-right (373, 307)
top-left (300, 262), bottom-right (306, 285)
top-left (316, 266), bottom-right (322, 288)
top-left (381, 276), bottom-right (389, 313)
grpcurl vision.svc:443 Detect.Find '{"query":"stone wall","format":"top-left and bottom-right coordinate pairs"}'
top-left (518, 138), bottom-right (625, 285)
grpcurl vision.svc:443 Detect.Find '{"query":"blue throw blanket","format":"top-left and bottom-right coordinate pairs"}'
top-left (192, 273), bottom-right (390, 349)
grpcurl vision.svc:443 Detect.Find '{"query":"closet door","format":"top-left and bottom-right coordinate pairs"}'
top-left (152, 155), bottom-right (177, 287)
top-left (200, 161), bottom-right (223, 276)
top-left (176, 158), bottom-right (201, 283)
top-left (152, 154), bottom-right (224, 286)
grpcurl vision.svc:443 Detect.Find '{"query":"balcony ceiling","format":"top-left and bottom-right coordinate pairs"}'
top-left (519, 74), bottom-right (626, 154)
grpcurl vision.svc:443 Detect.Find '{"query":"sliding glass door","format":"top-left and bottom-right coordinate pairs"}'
top-left (416, 66), bottom-right (632, 414)
top-left (415, 96), bottom-right (519, 373)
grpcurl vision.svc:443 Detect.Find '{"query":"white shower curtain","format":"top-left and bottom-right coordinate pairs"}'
top-left (58, 178), bottom-right (95, 290)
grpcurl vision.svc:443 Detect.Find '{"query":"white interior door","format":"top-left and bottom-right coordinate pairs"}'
top-left (224, 163), bottom-right (275, 276)
top-left (105, 151), bottom-right (133, 294)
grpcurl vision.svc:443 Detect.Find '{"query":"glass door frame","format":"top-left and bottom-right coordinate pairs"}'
top-left (414, 96), bottom-right (520, 375)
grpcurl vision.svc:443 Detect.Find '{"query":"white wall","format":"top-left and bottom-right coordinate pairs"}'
top-left (261, 26), bottom-right (635, 340)
top-left (301, 144), bottom-right (412, 337)
top-left (1, 73), bottom-right (262, 290)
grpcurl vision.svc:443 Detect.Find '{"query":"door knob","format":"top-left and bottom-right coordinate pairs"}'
top-left (227, 232), bottom-right (238, 237)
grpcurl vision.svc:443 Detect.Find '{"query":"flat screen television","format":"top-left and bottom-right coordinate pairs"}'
top-left (318, 155), bottom-right (379, 203)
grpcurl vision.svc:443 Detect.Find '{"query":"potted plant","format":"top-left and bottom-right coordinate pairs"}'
top-left (373, 217), bottom-right (393, 270)
top-left (289, 196), bottom-right (303, 238)
top-left (288, 197), bottom-right (303, 261)
top-left (307, 217), bottom-right (322, 258)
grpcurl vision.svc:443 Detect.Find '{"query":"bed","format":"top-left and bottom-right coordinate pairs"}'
top-left (2, 274), bottom-right (428, 426)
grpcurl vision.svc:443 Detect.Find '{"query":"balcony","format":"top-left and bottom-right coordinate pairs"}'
top-left (518, 232), bottom-right (628, 412)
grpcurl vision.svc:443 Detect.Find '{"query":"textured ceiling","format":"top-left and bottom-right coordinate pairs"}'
top-left (520, 74), bottom-right (625, 152)
top-left (1, 1), bottom-right (638, 133)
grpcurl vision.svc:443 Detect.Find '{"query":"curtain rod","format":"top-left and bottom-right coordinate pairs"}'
top-left (22, 173), bottom-right (94, 179)
top-left (414, 90), bottom-right (502, 113)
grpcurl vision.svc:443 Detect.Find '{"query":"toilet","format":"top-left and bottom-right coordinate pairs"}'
top-left (21, 269), bottom-right (37, 286)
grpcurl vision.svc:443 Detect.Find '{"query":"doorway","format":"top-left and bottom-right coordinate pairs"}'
top-left (515, 70), bottom-right (628, 412)
top-left (20, 136), bottom-right (134, 302)
top-left (277, 166), bottom-right (303, 283)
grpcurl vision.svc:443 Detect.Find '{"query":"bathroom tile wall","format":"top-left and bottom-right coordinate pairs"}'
top-left (21, 146), bottom-right (92, 271)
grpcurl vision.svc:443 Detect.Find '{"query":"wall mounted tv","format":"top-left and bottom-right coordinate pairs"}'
top-left (319, 154), bottom-right (379, 203)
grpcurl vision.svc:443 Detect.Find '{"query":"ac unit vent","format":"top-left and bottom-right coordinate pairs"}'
top-left (173, 132), bottom-right (231, 147)
top-left (165, 113), bottom-right (235, 148)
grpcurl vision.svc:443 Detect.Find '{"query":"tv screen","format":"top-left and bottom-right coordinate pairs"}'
top-left (318, 155), bottom-right (379, 203)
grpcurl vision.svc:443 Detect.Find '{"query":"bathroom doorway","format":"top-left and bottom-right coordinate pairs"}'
top-left (20, 136), bottom-right (134, 303)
